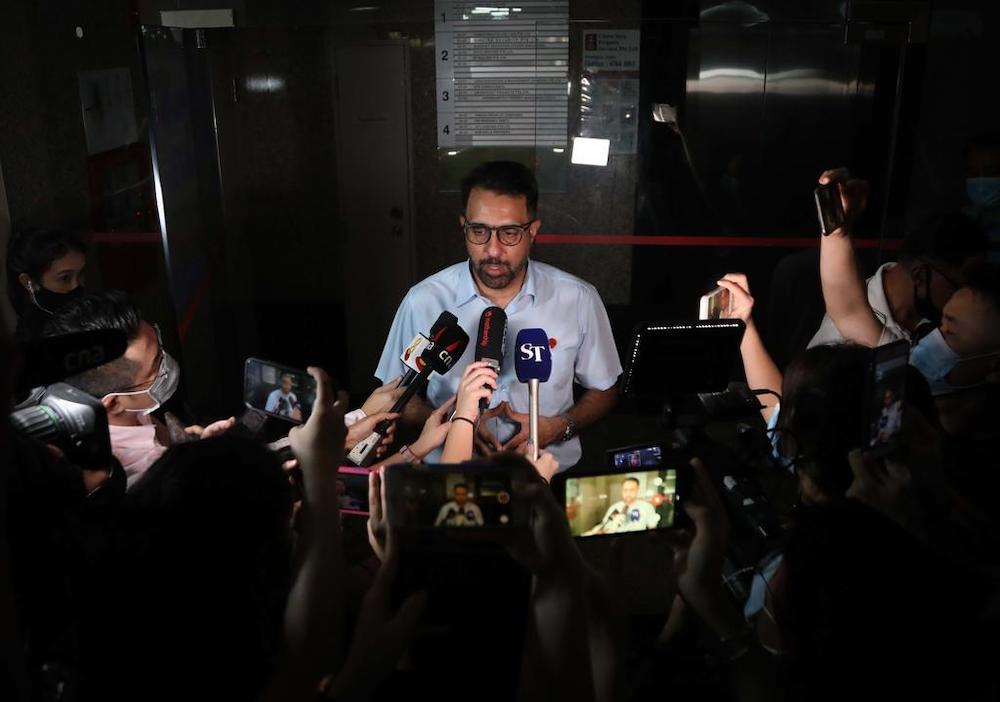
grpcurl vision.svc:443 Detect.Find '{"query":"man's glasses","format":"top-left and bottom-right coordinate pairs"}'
top-left (462, 220), bottom-right (535, 246)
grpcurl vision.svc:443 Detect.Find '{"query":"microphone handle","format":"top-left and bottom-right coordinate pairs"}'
top-left (399, 368), bottom-right (418, 387)
top-left (528, 378), bottom-right (539, 461)
top-left (375, 365), bottom-right (432, 435)
top-left (478, 359), bottom-right (500, 413)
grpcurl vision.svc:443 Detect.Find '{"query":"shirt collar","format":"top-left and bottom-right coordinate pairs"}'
top-left (456, 259), bottom-right (537, 308)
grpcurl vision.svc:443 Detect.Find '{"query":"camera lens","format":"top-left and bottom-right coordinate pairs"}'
top-left (9, 403), bottom-right (67, 444)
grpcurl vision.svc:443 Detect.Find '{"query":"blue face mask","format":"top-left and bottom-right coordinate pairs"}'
top-left (967, 177), bottom-right (1000, 208)
top-left (910, 328), bottom-right (999, 396)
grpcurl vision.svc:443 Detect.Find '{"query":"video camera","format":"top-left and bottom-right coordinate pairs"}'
top-left (8, 330), bottom-right (126, 471)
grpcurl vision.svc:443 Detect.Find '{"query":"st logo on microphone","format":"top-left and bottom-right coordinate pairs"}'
top-left (519, 342), bottom-right (547, 364)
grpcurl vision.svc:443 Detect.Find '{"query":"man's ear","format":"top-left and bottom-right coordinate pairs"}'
top-left (910, 262), bottom-right (929, 292)
top-left (529, 217), bottom-right (541, 243)
top-left (17, 273), bottom-right (33, 292)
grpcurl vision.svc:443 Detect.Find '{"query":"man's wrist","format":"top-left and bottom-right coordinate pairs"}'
top-left (559, 413), bottom-right (577, 442)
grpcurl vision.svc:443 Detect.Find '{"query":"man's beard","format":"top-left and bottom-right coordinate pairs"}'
top-left (474, 258), bottom-right (524, 289)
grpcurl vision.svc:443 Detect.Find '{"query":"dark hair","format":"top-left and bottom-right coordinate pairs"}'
top-left (780, 500), bottom-right (987, 700)
top-left (41, 290), bottom-right (144, 396)
top-left (779, 344), bottom-right (869, 499)
top-left (460, 161), bottom-right (538, 217)
top-left (898, 211), bottom-right (986, 269)
top-left (454, 482), bottom-right (469, 492)
top-left (622, 476), bottom-right (640, 486)
top-left (962, 259), bottom-right (1000, 318)
top-left (5, 228), bottom-right (85, 313)
top-left (117, 437), bottom-right (292, 699)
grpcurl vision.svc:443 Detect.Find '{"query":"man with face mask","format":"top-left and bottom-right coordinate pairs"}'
top-left (42, 290), bottom-right (233, 488)
top-left (809, 169), bottom-right (987, 349)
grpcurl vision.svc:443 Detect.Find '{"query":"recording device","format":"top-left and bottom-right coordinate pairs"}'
top-left (514, 328), bottom-right (552, 461)
top-left (9, 383), bottom-right (112, 469)
top-left (384, 462), bottom-right (530, 532)
top-left (337, 466), bottom-right (370, 516)
top-left (698, 286), bottom-right (731, 320)
top-left (622, 320), bottom-right (745, 401)
top-left (814, 182), bottom-right (846, 236)
top-left (399, 311), bottom-right (459, 387)
top-left (474, 306), bottom-right (507, 412)
top-left (15, 329), bottom-right (128, 393)
top-left (863, 340), bottom-right (909, 458)
top-left (348, 323), bottom-right (470, 466)
top-left (243, 358), bottom-right (317, 424)
top-left (556, 442), bottom-right (687, 538)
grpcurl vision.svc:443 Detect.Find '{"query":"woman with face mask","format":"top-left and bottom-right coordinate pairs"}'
top-left (5, 228), bottom-right (87, 342)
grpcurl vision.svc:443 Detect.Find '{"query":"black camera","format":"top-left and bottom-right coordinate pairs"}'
top-left (10, 383), bottom-right (112, 469)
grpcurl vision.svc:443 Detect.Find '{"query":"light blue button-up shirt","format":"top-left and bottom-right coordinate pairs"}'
top-left (375, 260), bottom-right (622, 469)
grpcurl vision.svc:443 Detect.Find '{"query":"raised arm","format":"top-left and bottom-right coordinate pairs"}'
top-left (817, 168), bottom-right (884, 347)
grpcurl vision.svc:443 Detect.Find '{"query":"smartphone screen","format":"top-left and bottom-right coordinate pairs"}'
top-left (565, 467), bottom-right (682, 537)
top-left (609, 443), bottom-right (664, 469)
top-left (337, 467), bottom-right (370, 516)
top-left (865, 341), bottom-right (909, 454)
top-left (243, 358), bottom-right (318, 424)
top-left (814, 183), bottom-right (845, 236)
top-left (385, 464), bottom-right (529, 530)
top-left (699, 287), bottom-right (731, 320)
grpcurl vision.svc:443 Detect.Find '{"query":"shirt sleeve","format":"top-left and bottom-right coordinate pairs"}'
top-left (574, 285), bottom-right (623, 391)
top-left (471, 504), bottom-right (484, 526)
top-left (375, 289), bottom-right (417, 384)
top-left (434, 503), bottom-right (452, 526)
top-left (264, 390), bottom-right (278, 412)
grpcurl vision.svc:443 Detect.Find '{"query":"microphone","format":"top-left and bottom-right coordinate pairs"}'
top-left (474, 306), bottom-right (507, 412)
top-left (399, 311), bottom-right (458, 387)
top-left (348, 323), bottom-right (470, 466)
top-left (514, 328), bottom-right (552, 461)
top-left (16, 329), bottom-right (129, 392)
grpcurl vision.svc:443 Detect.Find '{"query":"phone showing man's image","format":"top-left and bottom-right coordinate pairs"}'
top-left (337, 467), bottom-right (370, 516)
top-left (384, 463), bottom-right (531, 533)
top-left (814, 182), bottom-right (846, 236)
top-left (243, 358), bottom-right (318, 424)
top-left (699, 286), bottom-right (731, 320)
top-left (863, 340), bottom-right (909, 458)
top-left (559, 443), bottom-right (687, 538)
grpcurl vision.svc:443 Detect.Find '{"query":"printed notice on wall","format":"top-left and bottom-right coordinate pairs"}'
top-left (580, 30), bottom-right (640, 155)
top-left (435, 1), bottom-right (569, 147)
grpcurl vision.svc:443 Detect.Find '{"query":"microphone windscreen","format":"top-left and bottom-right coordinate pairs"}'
top-left (514, 328), bottom-right (552, 383)
top-left (421, 324), bottom-right (470, 374)
top-left (431, 310), bottom-right (458, 335)
top-left (474, 306), bottom-right (507, 369)
top-left (16, 329), bottom-right (129, 392)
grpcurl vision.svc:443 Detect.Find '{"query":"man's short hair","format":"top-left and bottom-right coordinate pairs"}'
top-left (461, 161), bottom-right (538, 218)
top-left (280, 374), bottom-right (294, 384)
top-left (622, 477), bottom-right (640, 487)
top-left (41, 290), bottom-right (144, 397)
top-left (962, 259), bottom-right (1000, 322)
top-left (898, 212), bottom-right (987, 268)
top-left (454, 482), bottom-right (469, 492)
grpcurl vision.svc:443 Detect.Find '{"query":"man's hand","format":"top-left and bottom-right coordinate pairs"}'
top-left (475, 403), bottom-right (506, 455)
top-left (818, 167), bottom-right (869, 237)
top-left (367, 468), bottom-right (388, 561)
top-left (498, 401), bottom-right (566, 452)
top-left (288, 367), bottom-right (348, 499)
top-left (184, 416), bottom-right (236, 440)
top-left (345, 411), bottom-right (399, 456)
top-left (519, 444), bottom-right (560, 482)
top-left (716, 273), bottom-right (754, 324)
top-left (361, 376), bottom-right (406, 417)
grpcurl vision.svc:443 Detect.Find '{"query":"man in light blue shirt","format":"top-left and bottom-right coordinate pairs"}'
top-left (375, 161), bottom-right (621, 469)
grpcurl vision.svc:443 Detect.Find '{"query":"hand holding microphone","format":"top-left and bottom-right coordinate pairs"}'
top-left (455, 361), bottom-right (498, 423)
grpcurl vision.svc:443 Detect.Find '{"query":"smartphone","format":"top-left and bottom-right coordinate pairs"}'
top-left (243, 358), bottom-right (318, 424)
top-left (814, 182), bottom-right (845, 236)
top-left (337, 467), bottom-right (370, 516)
top-left (384, 463), bottom-right (530, 531)
top-left (864, 340), bottom-right (909, 457)
top-left (698, 286), bottom-right (731, 320)
top-left (608, 442), bottom-right (665, 469)
top-left (563, 463), bottom-right (687, 538)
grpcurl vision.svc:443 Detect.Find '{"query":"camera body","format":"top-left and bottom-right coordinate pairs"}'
top-left (9, 382), bottom-right (113, 469)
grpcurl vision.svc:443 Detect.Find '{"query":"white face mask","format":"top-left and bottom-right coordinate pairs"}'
top-left (909, 328), bottom-right (999, 396)
top-left (103, 350), bottom-right (181, 416)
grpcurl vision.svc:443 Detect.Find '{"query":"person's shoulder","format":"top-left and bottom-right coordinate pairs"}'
top-left (407, 261), bottom-right (468, 297)
top-left (531, 261), bottom-right (603, 299)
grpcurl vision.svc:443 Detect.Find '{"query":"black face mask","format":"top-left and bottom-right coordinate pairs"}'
top-left (29, 284), bottom-right (84, 315)
top-left (913, 267), bottom-right (942, 327)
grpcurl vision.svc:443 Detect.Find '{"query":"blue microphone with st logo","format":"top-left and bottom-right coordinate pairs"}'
top-left (514, 328), bottom-right (552, 461)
